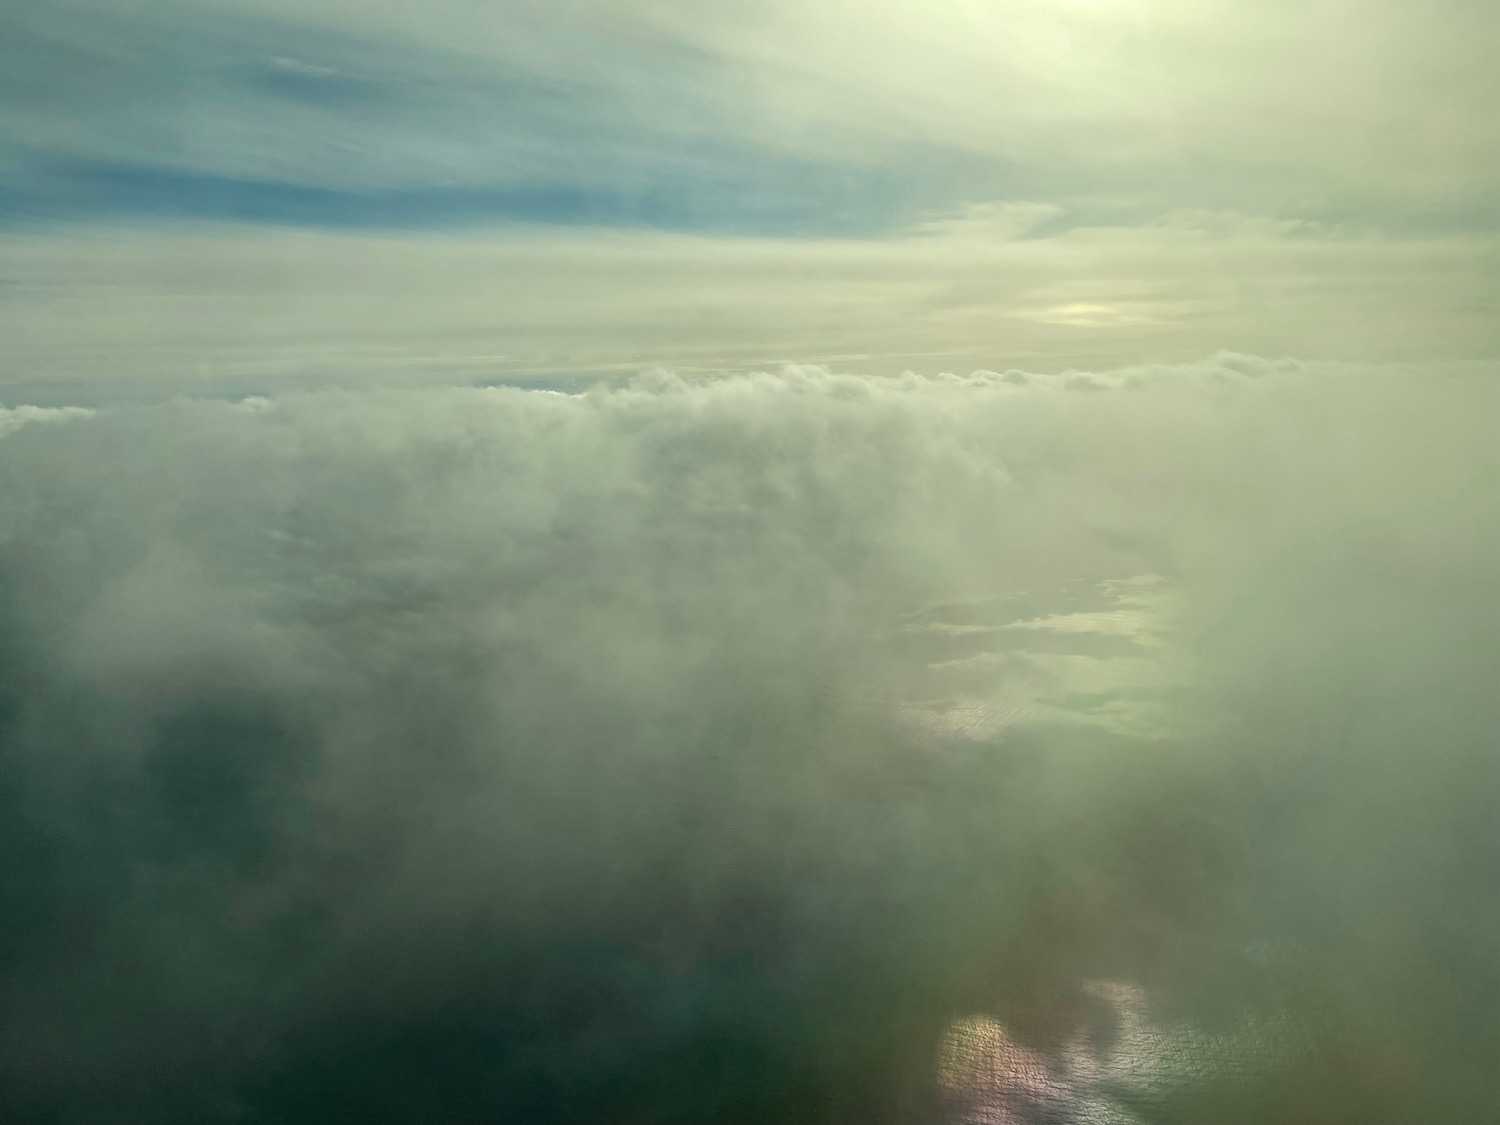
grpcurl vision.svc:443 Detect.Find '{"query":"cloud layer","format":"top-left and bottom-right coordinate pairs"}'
top-left (5, 0), bottom-right (1495, 224)
top-left (0, 359), bottom-right (1494, 1122)
top-left (3, 217), bottom-right (1494, 398)
top-left (4, 0), bottom-right (1493, 398)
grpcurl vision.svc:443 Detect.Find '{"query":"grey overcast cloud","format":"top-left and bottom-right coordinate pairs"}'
top-left (0, 1), bottom-right (1496, 1123)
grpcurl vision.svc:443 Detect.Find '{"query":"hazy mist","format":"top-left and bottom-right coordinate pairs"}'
top-left (1, 359), bottom-right (1494, 1121)
top-left (2, 0), bottom-right (1496, 1120)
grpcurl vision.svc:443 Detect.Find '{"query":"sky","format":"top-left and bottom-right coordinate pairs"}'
top-left (1, 0), bottom-right (1496, 394)
top-left (0, 3), bottom-right (1498, 1124)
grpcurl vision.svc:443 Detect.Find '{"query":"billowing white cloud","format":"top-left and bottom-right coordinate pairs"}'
top-left (0, 359), bottom-right (1493, 1119)
top-left (0, 402), bottom-right (94, 438)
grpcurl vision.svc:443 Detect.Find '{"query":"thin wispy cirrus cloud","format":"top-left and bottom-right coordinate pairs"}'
top-left (0, 3), bottom-right (1497, 1124)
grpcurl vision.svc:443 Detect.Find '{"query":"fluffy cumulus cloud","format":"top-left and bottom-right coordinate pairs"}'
top-left (0, 358), bottom-right (1494, 1122)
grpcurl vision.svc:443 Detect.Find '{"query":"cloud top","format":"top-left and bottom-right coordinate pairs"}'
top-left (0, 359), bottom-right (1494, 1120)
